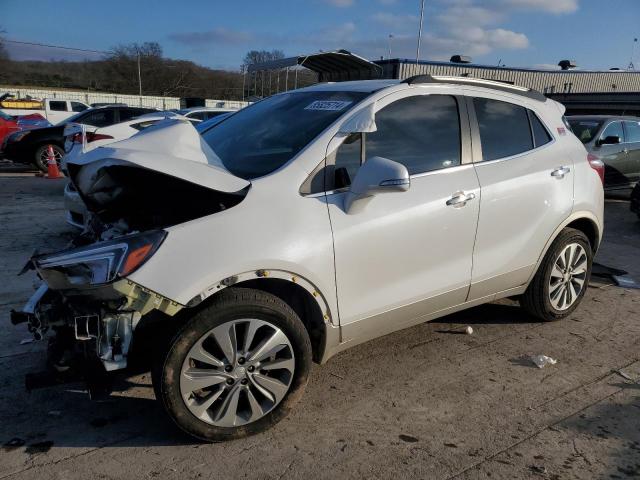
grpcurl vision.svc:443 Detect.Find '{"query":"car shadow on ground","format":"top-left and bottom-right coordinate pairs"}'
top-left (430, 301), bottom-right (540, 327)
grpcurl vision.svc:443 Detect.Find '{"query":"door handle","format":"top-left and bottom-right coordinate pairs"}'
top-left (550, 166), bottom-right (571, 179)
top-left (446, 191), bottom-right (476, 208)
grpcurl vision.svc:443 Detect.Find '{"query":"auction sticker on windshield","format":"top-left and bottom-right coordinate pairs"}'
top-left (305, 100), bottom-right (352, 111)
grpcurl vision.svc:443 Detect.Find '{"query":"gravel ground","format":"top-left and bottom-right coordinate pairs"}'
top-left (0, 176), bottom-right (639, 480)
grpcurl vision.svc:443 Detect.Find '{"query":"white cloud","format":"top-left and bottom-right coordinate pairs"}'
top-left (371, 12), bottom-right (419, 30)
top-left (324, 0), bottom-right (354, 7)
top-left (496, 0), bottom-right (579, 14)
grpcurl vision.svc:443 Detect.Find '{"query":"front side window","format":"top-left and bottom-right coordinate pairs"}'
top-left (201, 91), bottom-right (369, 180)
top-left (366, 95), bottom-right (461, 175)
top-left (49, 101), bottom-right (67, 112)
top-left (624, 121), bottom-right (640, 143)
top-left (474, 98), bottom-right (533, 161)
top-left (332, 95), bottom-right (461, 186)
top-left (600, 121), bottom-right (624, 143)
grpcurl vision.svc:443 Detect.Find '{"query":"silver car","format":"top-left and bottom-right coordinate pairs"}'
top-left (567, 115), bottom-right (640, 194)
top-left (14, 76), bottom-right (604, 441)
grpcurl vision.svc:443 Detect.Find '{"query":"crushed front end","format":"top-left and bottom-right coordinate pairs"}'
top-left (10, 230), bottom-right (184, 391)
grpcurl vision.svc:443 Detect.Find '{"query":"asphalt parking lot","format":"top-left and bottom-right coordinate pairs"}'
top-left (0, 174), bottom-right (639, 480)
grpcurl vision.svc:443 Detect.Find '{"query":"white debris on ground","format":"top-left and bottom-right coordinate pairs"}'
top-left (465, 326), bottom-right (474, 335)
top-left (530, 354), bottom-right (558, 369)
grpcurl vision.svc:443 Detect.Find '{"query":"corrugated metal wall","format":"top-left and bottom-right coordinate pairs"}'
top-left (1, 87), bottom-right (250, 110)
top-left (395, 63), bottom-right (640, 93)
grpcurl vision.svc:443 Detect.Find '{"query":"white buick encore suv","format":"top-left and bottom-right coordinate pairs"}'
top-left (13, 75), bottom-right (604, 441)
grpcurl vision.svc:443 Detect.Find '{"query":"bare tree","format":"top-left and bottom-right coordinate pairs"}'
top-left (0, 26), bottom-right (8, 61)
top-left (243, 49), bottom-right (285, 66)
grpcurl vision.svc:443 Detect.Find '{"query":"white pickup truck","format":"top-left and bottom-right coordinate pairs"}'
top-left (0, 98), bottom-right (90, 125)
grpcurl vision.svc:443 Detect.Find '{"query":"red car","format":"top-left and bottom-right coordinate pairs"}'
top-left (0, 111), bottom-right (50, 155)
top-left (0, 110), bottom-right (20, 146)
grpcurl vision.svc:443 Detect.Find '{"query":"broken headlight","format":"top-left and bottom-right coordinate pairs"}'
top-left (33, 230), bottom-right (166, 289)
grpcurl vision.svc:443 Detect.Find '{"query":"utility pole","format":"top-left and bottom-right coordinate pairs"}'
top-left (387, 34), bottom-right (394, 60)
top-left (137, 49), bottom-right (142, 105)
top-left (630, 38), bottom-right (638, 70)
top-left (416, 0), bottom-right (425, 63)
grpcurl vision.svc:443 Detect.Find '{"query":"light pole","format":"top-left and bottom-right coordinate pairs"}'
top-left (416, 0), bottom-right (425, 64)
top-left (136, 49), bottom-right (142, 105)
top-left (387, 34), bottom-right (394, 60)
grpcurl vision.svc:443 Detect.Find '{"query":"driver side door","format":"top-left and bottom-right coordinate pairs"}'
top-left (325, 92), bottom-right (480, 342)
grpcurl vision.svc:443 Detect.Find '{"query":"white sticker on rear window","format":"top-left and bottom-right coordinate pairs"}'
top-left (304, 100), bottom-right (352, 111)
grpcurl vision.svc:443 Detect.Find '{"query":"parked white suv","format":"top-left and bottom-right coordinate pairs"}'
top-left (13, 76), bottom-right (604, 441)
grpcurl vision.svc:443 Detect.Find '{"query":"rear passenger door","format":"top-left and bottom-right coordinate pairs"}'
top-left (468, 95), bottom-right (573, 300)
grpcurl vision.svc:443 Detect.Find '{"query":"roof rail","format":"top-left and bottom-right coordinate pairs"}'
top-left (402, 74), bottom-right (547, 102)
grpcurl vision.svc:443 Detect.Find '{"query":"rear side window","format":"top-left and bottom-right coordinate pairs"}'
top-left (474, 98), bottom-right (532, 161)
top-left (119, 108), bottom-right (149, 122)
top-left (49, 101), bottom-right (67, 112)
top-left (624, 120), bottom-right (640, 143)
top-left (529, 112), bottom-right (552, 148)
top-left (81, 110), bottom-right (115, 128)
top-left (71, 102), bottom-right (87, 112)
top-left (365, 95), bottom-right (461, 175)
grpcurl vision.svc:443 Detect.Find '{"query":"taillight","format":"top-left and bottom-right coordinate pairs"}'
top-left (587, 153), bottom-right (605, 185)
top-left (86, 132), bottom-right (114, 143)
top-left (71, 132), bottom-right (114, 144)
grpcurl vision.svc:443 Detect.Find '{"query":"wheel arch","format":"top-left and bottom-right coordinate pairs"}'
top-left (186, 270), bottom-right (338, 364)
top-left (527, 212), bottom-right (601, 286)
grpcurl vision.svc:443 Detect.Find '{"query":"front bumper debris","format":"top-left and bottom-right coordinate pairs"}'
top-left (12, 278), bottom-right (184, 378)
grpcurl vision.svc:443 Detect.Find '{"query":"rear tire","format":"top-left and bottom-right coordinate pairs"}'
top-left (520, 228), bottom-right (593, 321)
top-left (152, 287), bottom-right (312, 442)
top-left (34, 144), bottom-right (64, 172)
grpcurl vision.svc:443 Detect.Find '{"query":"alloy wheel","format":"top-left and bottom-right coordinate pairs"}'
top-left (548, 243), bottom-right (588, 311)
top-left (39, 145), bottom-right (62, 166)
top-left (180, 318), bottom-right (295, 428)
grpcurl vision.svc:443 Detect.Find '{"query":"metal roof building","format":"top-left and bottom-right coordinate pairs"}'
top-left (372, 59), bottom-right (640, 94)
top-left (246, 51), bottom-right (640, 114)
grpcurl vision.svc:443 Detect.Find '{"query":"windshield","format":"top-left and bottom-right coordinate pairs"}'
top-left (201, 90), bottom-right (369, 179)
top-left (568, 119), bottom-right (604, 144)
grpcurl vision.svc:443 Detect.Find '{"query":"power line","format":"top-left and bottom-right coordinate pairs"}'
top-left (2, 39), bottom-right (112, 55)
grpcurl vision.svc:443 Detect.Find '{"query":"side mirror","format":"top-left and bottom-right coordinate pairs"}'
top-left (598, 135), bottom-right (621, 146)
top-left (344, 156), bottom-right (410, 213)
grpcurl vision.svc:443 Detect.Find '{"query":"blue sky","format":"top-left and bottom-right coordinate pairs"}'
top-left (2, 0), bottom-right (639, 71)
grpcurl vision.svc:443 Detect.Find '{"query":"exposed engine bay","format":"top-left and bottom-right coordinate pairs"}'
top-left (10, 120), bottom-right (250, 390)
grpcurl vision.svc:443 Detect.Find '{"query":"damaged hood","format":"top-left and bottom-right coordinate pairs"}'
top-left (67, 119), bottom-right (250, 193)
top-left (65, 119), bottom-right (250, 232)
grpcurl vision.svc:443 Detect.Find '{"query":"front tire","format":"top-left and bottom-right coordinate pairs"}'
top-left (153, 288), bottom-right (312, 442)
top-left (520, 228), bottom-right (593, 321)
